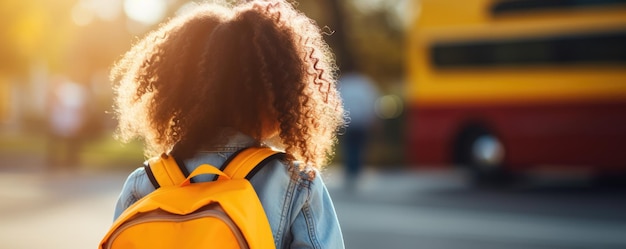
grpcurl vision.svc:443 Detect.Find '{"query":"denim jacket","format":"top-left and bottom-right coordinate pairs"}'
top-left (113, 132), bottom-right (345, 249)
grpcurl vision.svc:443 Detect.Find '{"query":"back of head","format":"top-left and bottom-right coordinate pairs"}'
top-left (112, 0), bottom-right (344, 169)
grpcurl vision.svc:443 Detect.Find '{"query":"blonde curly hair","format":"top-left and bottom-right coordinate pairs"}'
top-left (111, 0), bottom-right (344, 169)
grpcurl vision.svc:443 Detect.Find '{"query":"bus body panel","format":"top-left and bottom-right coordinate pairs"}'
top-left (407, 0), bottom-right (626, 172)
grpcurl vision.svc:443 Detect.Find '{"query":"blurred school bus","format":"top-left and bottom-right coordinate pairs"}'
top-left (406, 0), bottom-right (626, 182)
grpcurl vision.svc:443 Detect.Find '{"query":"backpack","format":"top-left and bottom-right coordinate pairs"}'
top-left (99, 147), bottom-right (284, 249)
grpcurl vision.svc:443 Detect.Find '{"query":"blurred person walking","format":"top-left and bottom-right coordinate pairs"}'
top-left (46, 76), bottom-right (88, 169)
top-left (339, 68), bottom-right (380, 190)
top-left (108, 1), bottom-right (345, 248)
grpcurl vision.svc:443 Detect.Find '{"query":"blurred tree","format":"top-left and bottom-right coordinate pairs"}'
top-left (316, 0), bottom-right (355, 71)
top-left (345, 1), bottom-right (405, 85)
top-left (0, 0), bottom-right (42, 75)
top-left (0, 0), bottom-right (76, 76)
top-left (0, 0), bottom-right (406, 88)
top-left (298, 0), bottom-right (405, 88)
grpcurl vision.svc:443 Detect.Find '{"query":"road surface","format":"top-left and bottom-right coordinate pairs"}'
top-left (0, 166), bottom-right (625, 249)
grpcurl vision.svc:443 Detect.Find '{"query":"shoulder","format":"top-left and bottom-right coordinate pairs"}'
top-left (123, 166), bottom-right (156, 198)
top-left (114, 166), bottom-right (156, 219)
top-left (126, 166), bottom-right (147, 182)
top-left (281, 160), bottom-right (330, 204)
top-left (291, 161), bottom-right (321, 187)
top-left (270, 158), bottom-right (321, 186)
top-left (248, 156), bottom-right (325, 194)
top-left (251, 157), bottom-right (333, 212)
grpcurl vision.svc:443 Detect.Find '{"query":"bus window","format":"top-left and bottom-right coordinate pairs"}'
top-left (432, 31), bottom-right (626, 68)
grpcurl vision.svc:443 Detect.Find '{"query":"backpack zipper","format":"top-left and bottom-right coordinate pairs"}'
top-left (105, 206), bottom-right (248, 249)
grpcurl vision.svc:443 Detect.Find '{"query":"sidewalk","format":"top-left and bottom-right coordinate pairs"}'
top-left (323, 164), bottom-right (470, 201)
top-left (0, 169), bottom-right (127, 249)
top-left (0, 164), bottom-right (452, 249)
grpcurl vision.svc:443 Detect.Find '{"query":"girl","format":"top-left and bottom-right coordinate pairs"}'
top-left (111, 0), bottom-right (345, 248)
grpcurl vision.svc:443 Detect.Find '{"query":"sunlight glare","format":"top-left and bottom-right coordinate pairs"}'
top-left (71, 0), bottom-right (122, 26)
top-left (71, 2), bottom-right (94, 26)
top-left (123, 0), bottom-right (167, 25)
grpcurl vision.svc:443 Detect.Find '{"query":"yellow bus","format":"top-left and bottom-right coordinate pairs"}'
top-left (406, 0), bottom-right (626, 182)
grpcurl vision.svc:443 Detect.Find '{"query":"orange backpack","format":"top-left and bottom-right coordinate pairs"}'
top-left (99, 147), bottom-right (283, 249)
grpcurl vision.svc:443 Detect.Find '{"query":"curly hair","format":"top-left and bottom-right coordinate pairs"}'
top-left (111, 0), bottom-right (344, 169)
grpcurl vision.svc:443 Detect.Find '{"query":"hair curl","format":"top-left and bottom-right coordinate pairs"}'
top-left (111, 0), bottom-right (344, 169)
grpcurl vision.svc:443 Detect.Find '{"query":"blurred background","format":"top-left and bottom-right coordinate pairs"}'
top-left (1, 0), bottom-right (626, 248)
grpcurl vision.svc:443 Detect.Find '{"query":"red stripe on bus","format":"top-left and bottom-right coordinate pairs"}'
top-left (406, 99), bottom-right (626, 172)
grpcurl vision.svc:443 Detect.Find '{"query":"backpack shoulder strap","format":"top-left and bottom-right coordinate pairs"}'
top-left (145, 147), bottom-right (286, 188)
top-left (144, 153), bottom-right (187, 189)
top-left (219, 147), bottom-right (286, 180)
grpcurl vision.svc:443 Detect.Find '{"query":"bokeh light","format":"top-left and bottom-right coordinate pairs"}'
top-left (123, 0), bottom-right (167, 25)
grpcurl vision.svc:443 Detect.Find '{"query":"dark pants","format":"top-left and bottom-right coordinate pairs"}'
top-left (342, 126), bottom-right (368, 184)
